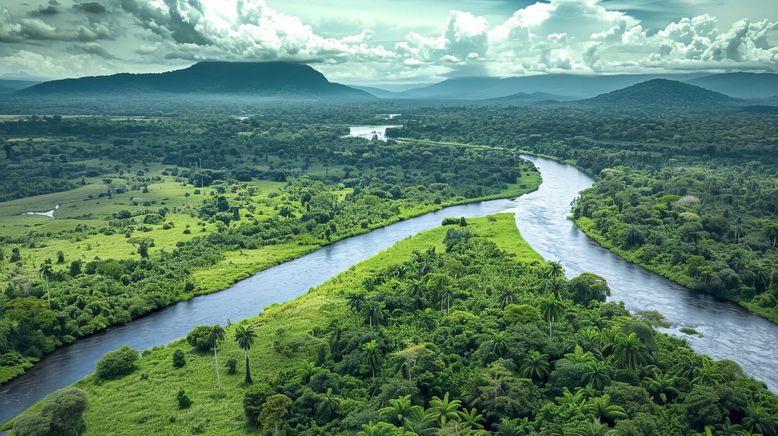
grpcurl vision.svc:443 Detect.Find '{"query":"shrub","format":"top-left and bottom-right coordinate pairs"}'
top-left (96, 346), bottom-right (138, 379)
top-left (177, 389), bottom-right (192, 409)
top-left (172, 350), bottom-right (186, 368)
top-left (14, 389), bottom-right (88, 436)
top-left (186, 325), bottom-right (214, 351)
top-left (226, 357), bottom-right (238, 374)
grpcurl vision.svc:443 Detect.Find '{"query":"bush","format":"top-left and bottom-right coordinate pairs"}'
top-left (226, 357), bottom-right (238, 374)
top-left (14, 389), bottom-right (88, 436)
top-left (177, 389), bottom-right (192, 409)
top-left (96, 346), bottom-right (138, 379)
top-left (186, 325), bottom-right (214, 351)
top-left (172, 350), bottom-right (186, 368)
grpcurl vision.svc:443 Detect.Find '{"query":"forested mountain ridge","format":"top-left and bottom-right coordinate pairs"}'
top-left (583, 79), bottom-right (737, 108)
top-left (18, 62), bottom-right (372, 100)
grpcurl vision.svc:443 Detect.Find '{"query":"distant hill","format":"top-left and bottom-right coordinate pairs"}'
top-left (486, 91), bottom-right (575, 105)
top-left (686, 73), bottom-right (778, 99)
top-left (583, 79), bottom-right (737, 108)
top-left (399, 73), bottom-right (704, 100)
top-left (19, 62), bottom-right (372, 100)
top-left (350, 85), bottom-right (404, 99)
top-left (0, 79), bottom-right (40, 94)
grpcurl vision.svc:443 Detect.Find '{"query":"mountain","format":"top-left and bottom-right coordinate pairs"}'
top-left (583, 79), bottom-right (737, 108)
top-left (686, 73), bottom-right (778, 99)
top-left (486, 91), bottom-right (575, 105)
top-left (19, 62), bottom-right (372, 100)
top-left (350, 85), bottom-right (404, 99)
top-left (399, 73), bottom-right (705, 100)
top-left (0, 80), bottom-right (40, 94)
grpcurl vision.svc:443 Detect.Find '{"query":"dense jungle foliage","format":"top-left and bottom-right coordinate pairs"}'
top-left (0, 115), bottom-right (537, 383)
top-left (393, 106), bottom-right (778, 322)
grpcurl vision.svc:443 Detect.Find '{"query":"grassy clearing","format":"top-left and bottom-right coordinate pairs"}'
top-left (2, 214), bottom-right (539, 434)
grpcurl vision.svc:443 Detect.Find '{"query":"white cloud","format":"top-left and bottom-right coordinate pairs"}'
top-left (0, 0), bottom-right (777, 82)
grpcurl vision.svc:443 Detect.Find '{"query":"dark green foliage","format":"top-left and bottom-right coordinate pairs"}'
top-left (177, 388), bottom-right (191, 409)
top-left (95, 346), bottom-right (137, 380)
top-left (225, 357), bottom-right (237, 374)
top-left (13, 389), bottom-right (88, 436)
top-left (567, 273), bottom-right (611, 305)
top-left (172, 350), bottom-right (186, 368)
top-left (186, 325), bottom-right (215, 352)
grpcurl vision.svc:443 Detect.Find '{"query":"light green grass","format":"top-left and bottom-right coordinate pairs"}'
top-left (2, 214), bottom-right (540, 434)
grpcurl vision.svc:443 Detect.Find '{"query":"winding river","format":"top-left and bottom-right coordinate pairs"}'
top-left (2, 155), bottom-right (777, 426)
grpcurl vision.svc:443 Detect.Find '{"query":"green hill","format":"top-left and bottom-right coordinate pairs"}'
top-left (584, 79), bottom-right (737, 108)
top-left (19, 62), bottom-right (372, 100)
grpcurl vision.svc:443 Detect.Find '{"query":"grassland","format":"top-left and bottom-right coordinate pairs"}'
top-left (2, 213), bottom-right (539, 434)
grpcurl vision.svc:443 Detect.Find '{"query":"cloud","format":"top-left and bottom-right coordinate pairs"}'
top-left (0, 0), bottom-right (776, 82)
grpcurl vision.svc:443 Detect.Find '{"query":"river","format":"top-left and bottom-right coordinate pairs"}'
top-left (2, 155), bottom-right (776, 426)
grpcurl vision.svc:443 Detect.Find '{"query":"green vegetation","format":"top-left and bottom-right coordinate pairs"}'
top-left (0, 115), bottom-right (539, 384)
top-left (7, 214), bottom-right (776, 435)
top-left (395, 106), bottom-right (778, 323)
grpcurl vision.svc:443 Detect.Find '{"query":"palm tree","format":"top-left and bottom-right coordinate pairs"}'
top-left (362, 300), bottom-right (388, 328)
top-left (489, 331), bottom-right (509, 357)
top-left (539, 295), bottom-right (564, 336)
top-left (582, 361), bottom-right (611, 390)
top-left (457, 407), bottom-right (485, 430)
top-left (583, 395), bottom-right (627, 425)
top-left (565, 345), bottom-right (596, 365)
top-left (612, 332), bottom-right (650, 371)
top-left (498, 289), bottom-right (516, 308)
top-left (316, 388), bottom-right (340, 419)
top-left (547, 260), bottom-right (564, 278)
top-left (555, 387), bottom-right (591, 415)
top-left (495, 417), bottom-right (533, 436)
top-left (39, 262), bottom-right (53, 304)
top-left (234, 324), bottom-right (257, 384)
top-left (643, 372), bottom-right (679, 405)
top-left (692, 356), bottom-right (722, 385)
top-left (427, 392), bottom-right (461, 426)
top-left (379, 395), bottom-right (414, 426)
top-left (408, 280), bottom-right (425, 308)
top-left (361, 340), bottom-right (383, 379)
top-left (348, 293), bottom-right (366, 325)
top-left (742, 407), bottom-right (778, 436)
top-left (519, 350), bottom-right (550, 382)
top-left (208, 324), bottom-right (226, 389)
top-left (402, 406), bottom-right (437, 436)
top-left (570, 418), bottom-right (612, 436)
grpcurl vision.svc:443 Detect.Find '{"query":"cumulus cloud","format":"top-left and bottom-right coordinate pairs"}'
top-left (0, 0), bottom-right (776, 81)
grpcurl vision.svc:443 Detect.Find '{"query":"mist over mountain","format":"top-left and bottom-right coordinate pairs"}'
top-left (19, 62), bottom-right (372, 100)
top-left (0, 80), bottom-right (40, 94)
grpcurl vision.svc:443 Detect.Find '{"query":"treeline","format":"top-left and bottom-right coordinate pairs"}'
top-left (0, 120), bottom-right (535, 383)
top-left (238, 228), bottom-right (778, 434)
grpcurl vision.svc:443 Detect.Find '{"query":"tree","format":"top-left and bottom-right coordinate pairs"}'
top-left (172, 349), bottom-right (186, 368)
top-left (379, 395), bottom-right (414, 425)
top-left (347, 293), bottom-right (366, 325)
top-left (316, 388), bottom-right (340, 420)
top-left (259, 394), bottom-right (292, 435)
top-left (742, 407), bottom-right (778, 436)
top-left (96, 346), bottom-right (138, 379)
top-left (362, 300), bottom-right (388, 328)
top-left (568, 273), bottom-right (611, 305)
top-left (489, 331), bottom-right (509, 357)
top-left (539, 295), bottom-right (564, 336)
top-left (520, 350), bottom-right (550, 382)
top-left (361, 340), bottom-right (383, 379)
top-left (427, 392), bottom-right (461, 426)
top-left (14, 389), bottom-right (88, 436)
top-left (583, 394), bottom-right (627, 425)
top-left (177, 388), bottom-right (192, 409)
top-left (208, 325), bottom-right (226, 389)
top-left (234, 324), bottom-right (257, 384)
top-left (582, 361), bottom-right (611, 390)
top-left (457, 407), bottom-right (485, 430)
top-left (612, 332), bottom-right (650, 371)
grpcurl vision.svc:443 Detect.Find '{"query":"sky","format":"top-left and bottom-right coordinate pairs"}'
top-left (1, 0), bottom-right (777, 85)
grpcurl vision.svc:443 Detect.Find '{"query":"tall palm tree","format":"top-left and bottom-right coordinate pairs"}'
top-left (643, 372), bottom-right (680, 405)
top-left (565, 345), bottom-right (596, 365)
top-left (570, 418), bottom-right (612, 436)
top-left (208, 324), bottom-right (226, 389)
top-left (539, 295), bottom-right (564, 336)
top-left (547, 260), bottom-right (564, 278)
top-left (498, 289), bottom-right (516, 308)
top-left (348, 293), bottom-right (366, 325)
top-left (234, 324), bottom-right (257, 384)
top-left (426, 392), bottom-right (461, 426)
top-left (742, 407), bottom-right (778, 436)
top-left (379, 395), bottom-right (413, 426)
top-left (496, 417), bottom-right (533, 436)
top-left (612, 332), bottom-right (650, 371)
top-left (520, 350), bottom-right (550, 382)
top-left (361, 340), bottom-right (383, 379)
top-left (362, 300), bottom-right (388, 328)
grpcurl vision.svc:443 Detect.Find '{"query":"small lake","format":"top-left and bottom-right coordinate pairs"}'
top-left (347, 125), bottom-right (399, 141)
